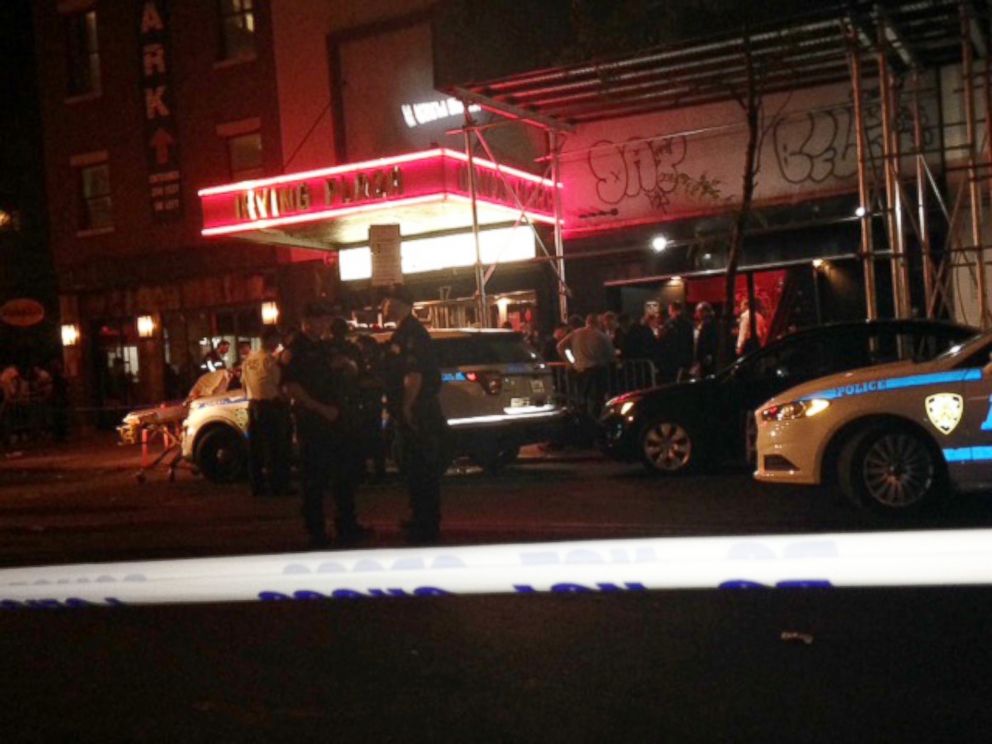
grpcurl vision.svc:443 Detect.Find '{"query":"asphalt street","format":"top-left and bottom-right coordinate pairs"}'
top-left (2, 436), bottom-right (992, 741)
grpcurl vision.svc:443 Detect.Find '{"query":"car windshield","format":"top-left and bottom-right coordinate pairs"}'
top-left (434, 334), bottom-right (539, 367)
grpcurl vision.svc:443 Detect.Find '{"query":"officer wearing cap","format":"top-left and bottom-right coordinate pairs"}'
top-left (282, 301), bottom-right (371, 548)
top-left (382, 285), bottom-right (446, 544)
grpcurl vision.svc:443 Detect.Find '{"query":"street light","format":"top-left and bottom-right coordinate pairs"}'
top-left (855, 206), bottom-right (867, 218)
top-left (261, 301), bottom-right (280, 325)
top-left (61, 324), bottom-right (79, 347)
top-left (651, 235), bottom-right (669, 253)
top-left (137, 315), bottom-right (155, 338)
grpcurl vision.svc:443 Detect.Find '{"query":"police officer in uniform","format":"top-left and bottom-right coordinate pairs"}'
top-left (200, 339), bottom-right (230, 373)
top-left (382, 286), bottom-right (447, 544)
top-left (242, 328), bottom-right (292, 497)
top-left (282, 302), bottom-right (371, 548)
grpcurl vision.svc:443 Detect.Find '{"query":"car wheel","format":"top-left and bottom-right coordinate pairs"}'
top-left (194, 426), bottom-right (247, 483)
top-left (471, 444), bottom-right (520, 474)
top-left (837, 424), bottom-right (943, 513)
top-left (640, 419), bottom-right (697, 475)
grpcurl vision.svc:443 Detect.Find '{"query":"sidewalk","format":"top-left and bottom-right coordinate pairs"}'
top-left (1, 431), bottom-right (144, 473)
top-left (3, 431), bottom-right (604, 472)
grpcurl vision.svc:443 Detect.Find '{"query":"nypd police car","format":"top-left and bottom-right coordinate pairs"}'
top-left (182, 329), bottom-right (565, 481)
top-left (754, 330), bottom-right (992, 512)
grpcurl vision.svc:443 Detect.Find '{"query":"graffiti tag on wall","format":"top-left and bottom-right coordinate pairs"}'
top-left (585, 135), bottom-right (727, 215)
top-left (772, 89), bottom-right (935, 186)
top-left (573, 87), bottom-right (936, 222)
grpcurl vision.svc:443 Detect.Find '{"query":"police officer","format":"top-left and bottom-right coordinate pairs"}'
top-left (200, 340), bottom-right (230, 373)
top-left (382, 285), bottom-right (447, 544)
top-left (282, 302), bottom-right (371, 548)
top-left (242, 328), bottom-right (292, 497)
top-left (355, 334), bottom-right (387, 481)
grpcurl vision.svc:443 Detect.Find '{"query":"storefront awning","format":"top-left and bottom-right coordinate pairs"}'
top-left (198, 148), bottom-right (560, 250)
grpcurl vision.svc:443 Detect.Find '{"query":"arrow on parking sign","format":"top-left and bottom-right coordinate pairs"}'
top-left (150, 127), bottom-right (175, 165)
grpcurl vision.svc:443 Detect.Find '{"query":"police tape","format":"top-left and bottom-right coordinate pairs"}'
top-left (2, 528), bottom-right (992, 609)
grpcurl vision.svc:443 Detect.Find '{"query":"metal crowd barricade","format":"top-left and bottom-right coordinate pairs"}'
top-left (548, 358), bottom-right (658, 409)
top-left (607, 358), bottom-right (657, 397)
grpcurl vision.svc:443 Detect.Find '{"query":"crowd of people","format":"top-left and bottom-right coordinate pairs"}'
top-left (0, 359), bottom-right (70, 449)
top-left (530, 297), bottom-right (769, 423)
top-left (528, 300), bottom-right (767, 379)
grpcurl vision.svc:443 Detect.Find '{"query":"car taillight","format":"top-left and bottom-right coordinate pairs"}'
top-left (465, 371), bottom-right (502, 395)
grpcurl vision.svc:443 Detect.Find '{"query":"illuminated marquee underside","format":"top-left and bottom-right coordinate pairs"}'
top-left (339, 226), bottom-right (537, 281)
top-left (198, 148), bottom-right (560, 248)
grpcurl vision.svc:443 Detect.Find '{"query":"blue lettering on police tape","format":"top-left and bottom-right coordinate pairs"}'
top-left (0, 597), bottom-right (126, 610)
top-left (257, 580), bottom-right (832, 599)
top-left (719, 580), bottom-right (833, 589)
top-left (258, 587), bottom-right (454, 601)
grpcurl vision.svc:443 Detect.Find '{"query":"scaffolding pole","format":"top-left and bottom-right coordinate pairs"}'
top-left (464, 125), bottom-right (572, 316)
top-left (961, 0), bottom-right (989, 327)
top-left (912, 69), bottom-right (936, 316)
top-left (463, 125), bottom-right (488, 327)
top-left (878, 20), bottom-right (912, 318)
top-left (549, 130), bottom-right (569, 322)
top-left (847, 21), bottom-right (878, 320)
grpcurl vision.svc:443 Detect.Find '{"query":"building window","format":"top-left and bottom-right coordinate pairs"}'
top-left (227, 131), bottom-right (263, 179)
top-left (219, 0), bottom-right (256, 61)
top-left (79, 162), bottom-right (113, 230)
top-left (66, 10), bottom-right (101, 97)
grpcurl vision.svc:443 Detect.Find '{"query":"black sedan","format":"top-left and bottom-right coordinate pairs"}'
top-left (598, 319), bottom-right (977, 475)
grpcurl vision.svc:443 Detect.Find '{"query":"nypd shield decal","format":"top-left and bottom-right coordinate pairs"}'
top-left (925, 393), bottom-right (963, 435)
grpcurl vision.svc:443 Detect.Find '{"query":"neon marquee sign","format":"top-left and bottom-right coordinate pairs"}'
top-left (198, 148), bottom-right (559, 238)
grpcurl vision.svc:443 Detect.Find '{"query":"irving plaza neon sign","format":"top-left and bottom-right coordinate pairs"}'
top-left (198, 149), bottom-right (559, 238)
top-left (232, 166), bottom-right (403, 221)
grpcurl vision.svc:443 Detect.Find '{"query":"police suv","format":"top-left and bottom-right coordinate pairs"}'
top-left (754, 330), bottom-right (992, 512)
top-left (182, 329), bottom-right (565, 481)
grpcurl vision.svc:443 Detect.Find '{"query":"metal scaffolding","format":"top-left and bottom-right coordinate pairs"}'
top-left (452, 110), bottom-right (573, 327)
top-left (845, 0), bottom-right (992, 327)
top-left (444, 0), bottom-right (992, 328)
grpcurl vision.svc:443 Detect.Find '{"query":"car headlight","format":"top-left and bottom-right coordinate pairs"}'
top-left (604, 398), bottom-right (637, 416)
top-left (760, 398), bottom-right (830, 422)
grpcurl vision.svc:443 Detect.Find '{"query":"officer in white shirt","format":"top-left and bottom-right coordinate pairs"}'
top-left (243, 329), bottom-right (292, 497)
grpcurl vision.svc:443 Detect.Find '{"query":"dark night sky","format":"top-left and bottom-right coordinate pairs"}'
top-left (0, 0), bottom-right (58, 360)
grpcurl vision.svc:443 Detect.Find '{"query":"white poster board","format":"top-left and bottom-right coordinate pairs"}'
top-left (370, 224), bottom-right (403, 287)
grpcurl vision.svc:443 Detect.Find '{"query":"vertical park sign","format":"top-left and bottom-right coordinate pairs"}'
top-left (139, 0), bottom-right (182, 221)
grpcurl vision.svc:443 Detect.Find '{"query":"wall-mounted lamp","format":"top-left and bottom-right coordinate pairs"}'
top-left (137, 315), bottom-right (156, 338)
top-left (651, 236), bottom-right (669, 253)
top-left (61, 323), bottom-right (80, 347)
top-left (261, 301), bottom-right (280, 325)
